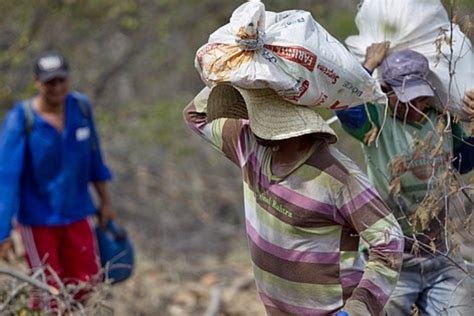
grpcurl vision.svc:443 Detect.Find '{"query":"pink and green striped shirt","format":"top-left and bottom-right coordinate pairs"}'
top-left (184, 94), bottom-right (403, 315)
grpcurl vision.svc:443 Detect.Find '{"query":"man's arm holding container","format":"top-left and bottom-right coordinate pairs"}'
top-left (78, 95), bottom-right (116, 227)
top-left (0, 106), bottom-right (26, 258)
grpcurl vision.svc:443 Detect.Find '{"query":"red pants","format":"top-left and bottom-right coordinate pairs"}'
top-left (18, 218), bottom-right (100, 307)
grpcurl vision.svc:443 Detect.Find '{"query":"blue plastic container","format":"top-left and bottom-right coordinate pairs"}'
top-left (95, 220), bottom-right (134, 284)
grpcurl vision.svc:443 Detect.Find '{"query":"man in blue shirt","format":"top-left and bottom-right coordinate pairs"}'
top-left (0, 51), bottom-right (115, 307)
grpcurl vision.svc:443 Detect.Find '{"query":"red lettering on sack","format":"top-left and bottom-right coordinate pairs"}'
top-left (329, 100), bottom-right (348, 110)
top-left (316, 63), bottom-right (340, 84)
top-left (264, 45), bottom-right (317, 72)
top-left (313, 93), bottom-right (328, 106)
top-left (286, 80), bottom-right (310, 101)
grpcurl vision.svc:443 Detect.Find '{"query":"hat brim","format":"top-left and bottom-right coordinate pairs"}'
top-left (392, 83), bottom-right (434, 103)
top-left (38, 70), bottom-right (69, 83)
top-left (207, 84), bottom-right (337, 143)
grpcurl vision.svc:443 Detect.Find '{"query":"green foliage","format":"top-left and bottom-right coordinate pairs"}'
top-left (0, 1), bottom-right (363, 112)
top-left (95, 100), bottom-right (191, 157)
top-left (136, 102), bottom-right (183, 148)
top-left (1, 0), bottom-right (469, 112)
top-left (0, 0), bottom-right (470, 134)
top-left (323, 11), bottom-right (358, 40)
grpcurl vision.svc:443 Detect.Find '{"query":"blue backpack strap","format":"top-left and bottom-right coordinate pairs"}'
top-left (77, 97), bottom-right (90, 119)
top-left (75, 95), bottom-right (97, 153)
top-left (22, 99), bottom-right (34, 137)
top-left (21, 99), bottom-right (45, 194)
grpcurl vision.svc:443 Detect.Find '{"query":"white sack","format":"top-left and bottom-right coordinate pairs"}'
top-left (346, 0), bottom-right (473, 119)
top-left (195, 1), bottom-right (384, 110)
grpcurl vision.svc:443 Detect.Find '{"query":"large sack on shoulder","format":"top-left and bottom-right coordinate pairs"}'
top-left (195, 0), bottom-right (384, 110)
top-left (346, 0), bottom-right (473, 120)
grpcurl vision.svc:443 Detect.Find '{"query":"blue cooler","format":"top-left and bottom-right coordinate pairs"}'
top-left (95, 220), bottom-right (134, 284)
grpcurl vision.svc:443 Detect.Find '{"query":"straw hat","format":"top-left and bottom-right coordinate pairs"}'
top-left (206, 84), bottom-right (337, 143)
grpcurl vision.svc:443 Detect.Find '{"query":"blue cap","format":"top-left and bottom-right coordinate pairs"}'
top-left (381, 50), bottom-right (434, 103)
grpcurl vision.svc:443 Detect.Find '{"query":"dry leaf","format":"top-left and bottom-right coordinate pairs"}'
top-left (430, 136), bottom-right (444, 158)
top-left (423, 132), bottom-right (433, 148)
top-left (449, 182), bottom-right (460, 195)
top-left (464, 213), bottom-right (472, 234)
top-left (451, 241), bottom-right (461, 258)
top-left (412, 147), bottom-right (423, 161)
top-left (436, 117), bottom-right (446, 134)
top-left (389, 177), bottom-right (401, 196)
top-left (410, 195), bottom-right (441, 231)
top-left (389, 157), bottom-right (408, 177)
top-left (410, 240), bottom-right (420, 256)
top-left (429, 239), bottom-right (437, 254)
top-left (363, 126), bottom-right (379, 146)
top-left (460, 16), bottom-right (473, 37)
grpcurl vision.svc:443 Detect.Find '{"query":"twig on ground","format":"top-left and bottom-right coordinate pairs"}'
top-left (0, 268), bottom-right (59, 295)
top-left (204, 284), bottom-right (222, 316)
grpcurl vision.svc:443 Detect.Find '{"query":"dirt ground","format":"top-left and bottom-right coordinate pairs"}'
top-left (0, 226), bottom-right (266, 316)
top-left (109, 227), bottom-right (265, 316)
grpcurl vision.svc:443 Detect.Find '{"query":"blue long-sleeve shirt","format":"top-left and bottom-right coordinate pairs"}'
top-left (0, 92), bottom-right (112, 241)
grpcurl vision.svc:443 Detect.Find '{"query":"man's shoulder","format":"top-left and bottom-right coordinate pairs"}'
top-left (220, 118), bottom-right (252, 142)
top-left (305, 143), bottom-right (356, 185)
top-left (68, 92), bottom-right (94, 118)
top-left (69, 91), bottom-right (92, 107)
top-left (69, 91), bottom-right (86, 100)
top-left (309, 144), bottom-right (374, 191)
top-left (0, 102), bottom-right (28, 136)
top-left (3, 101), bottom-right (28, 126)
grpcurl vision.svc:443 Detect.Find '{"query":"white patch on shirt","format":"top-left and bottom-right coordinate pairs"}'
top-left (76, 127), bottom-right (90, 141)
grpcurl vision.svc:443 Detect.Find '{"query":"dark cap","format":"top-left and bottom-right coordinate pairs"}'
top-left (34, 51), bottom-right (69, 83)
top-left (381, 50), bottom-right (434, 103)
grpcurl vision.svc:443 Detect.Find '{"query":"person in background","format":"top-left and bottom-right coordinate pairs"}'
top-left (184, 84), bottom-right (404, 315)
top-left (0, 51), bottom-right (115, 308)
top-left (336, 43), bottom-right (474, 315)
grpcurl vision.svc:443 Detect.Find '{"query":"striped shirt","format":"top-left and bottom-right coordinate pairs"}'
top-left (184, 99), bottom-right (403, 315)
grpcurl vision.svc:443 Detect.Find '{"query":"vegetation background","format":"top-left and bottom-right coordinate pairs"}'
top-left (0, 0), bottom-right (472, 314)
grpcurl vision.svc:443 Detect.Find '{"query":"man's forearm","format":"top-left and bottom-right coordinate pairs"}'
top-left (93, 181), bottom-right (116, 227)
top-left (337, 174), bottom-right (404, 315)
top-left (349, 249), bottom-right (403, 315)
top-left (348, 213), bottom-right (404, 315)
top-left (92, 181), bottom-right (111, 206)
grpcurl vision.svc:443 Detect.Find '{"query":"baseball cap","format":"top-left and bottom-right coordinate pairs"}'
top-left (381, 50), bottom-right (434, 103)
top-left (34, 51), bottom-right (69, 83)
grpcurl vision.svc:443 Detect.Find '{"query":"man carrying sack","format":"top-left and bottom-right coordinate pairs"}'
top-left (336, 43), bottom-right (474, 315)
top-left (184, 84), bottom-right (404, 315)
